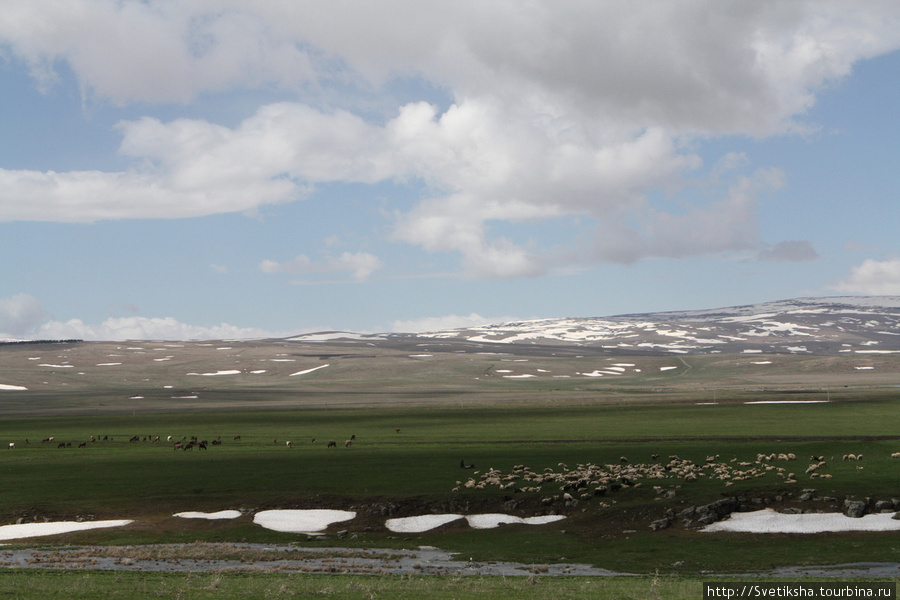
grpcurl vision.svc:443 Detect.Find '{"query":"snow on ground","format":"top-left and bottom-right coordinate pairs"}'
top-left (0, 520), bottom-right (134, 542)
top-left (253, 510), bottom-right (356, 534)
top-left (38, 364), bottom-right (72, 368)
top-left (187, 370), bottom-right (242, 376)
top-left (503, 374), bottom-right (536, 378)
top-left (289, 364), bottom-right (330, 377)
top-left (659, 366), bottom-right (678, 371)
top-left (385, 514), bottom-right (464, 533)
top-left (0, 384), bottom-right (28, 391)
top-left (385, 513), bottom-right (567, 533)
top-left (704, 509), bottom-right (900, 533)
top-left (174, 510), bottom-right (242, 520)
top-left (96, 362), bottom-right (122, 366)
top-left (465, 514), bottom-right (567, 529)
top-left (744, 400), bottom-right (830, 404)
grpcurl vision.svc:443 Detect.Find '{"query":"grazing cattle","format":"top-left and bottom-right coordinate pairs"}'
top-left (58, 442), bottom-right (66, 448)
top-left (233, 435), bottom-right (241, 441)
top-left (173, 441), bottom-right (183, 450)
top-left (344, 440), bottom-right (352, 448)
top-left (350, 434), bottom-right (356, 440)
top-left (285, 441), bottom-right (292, 448)
top-left (891, 452), bottom-right (900, 459)
top-left (198, 441), bottom-right (207, 450)
top-left (78, 442), bottom-right (87, 448)
top-left (129, 435), bottom-right (140, 442)
top-left (327, 441), bottom-right (337, 448)
top-left (211, 439), bottom-right (221, 446)
top-left (395, 428), bottom-right (400, 433)
top-left (183, 441), bottom-right (195, 451)
top-left (8, 443), bottom-right (14, 449)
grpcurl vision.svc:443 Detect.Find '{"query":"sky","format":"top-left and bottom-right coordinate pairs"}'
top-left (2, 1), bottom-right (900, 341)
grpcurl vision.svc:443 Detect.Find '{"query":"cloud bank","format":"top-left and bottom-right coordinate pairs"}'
top-left (2, 2), bottom-right (900, 280)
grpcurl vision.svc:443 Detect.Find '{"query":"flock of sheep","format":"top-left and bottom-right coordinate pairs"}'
top-left (5, 433), bottom-right (359, 451)
top-left (452, 450), bottom-right (886, 504)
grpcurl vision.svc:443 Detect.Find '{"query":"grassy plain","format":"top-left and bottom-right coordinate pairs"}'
top-left (1, 338), bottom-right (900, 582)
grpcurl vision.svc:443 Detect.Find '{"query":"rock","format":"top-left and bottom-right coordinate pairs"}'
top-left (663, 490), bottom-right (676, 499)
top-left (677, 506), bottom-right (696, 519)
top-left (649, 518), bottom-right (671, 531)
top-left (844, 500), bottom-right (867, 518)
top-left (874, 500), bottom-right (893, 512)
top-left (799, 492), bottom-right (816, 502)
top-left (892, 512), bottom-right (900, 521)
top-left (336, 530), bottom-right (348, 539)
top-left (697, 512), bottom-right (718, 525)
top-left (779, 507), bottom-right (802, 514)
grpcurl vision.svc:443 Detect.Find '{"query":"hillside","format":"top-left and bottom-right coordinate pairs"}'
top-left (374, 296), bottom-right (900, 355)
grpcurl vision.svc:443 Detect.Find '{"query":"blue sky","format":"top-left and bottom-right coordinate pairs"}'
top-left (2, 1), bottom-right (900, 341)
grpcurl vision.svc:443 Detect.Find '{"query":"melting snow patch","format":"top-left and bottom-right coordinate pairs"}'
top-left (289, 364), bottom-right (330, 376)
top-left (704, 509), bottom-right (900, 533)
top-left (503, 374), bottom-right (536, 379)
top-left (659, 366), bottom-right (678, 371)
top-left (0, 384), bottom-right (28, 391)
top-left (752, 361), bottom-right (772, 365)
top-left (745, 400), bottom-right (830, 404)
top-left (187, 370), bottom-right (241, 376)
top-left (855, 366), bottom-right (875, 370)
top-left (385, 514), bottom-right (464, 533)
top-left (0, 520), bottom-right (134, 541)
top-left (174, 510), bottom-right (242, 520)
top-left (385, 513), bottom-right (566, 533)
top-left (466, 514), bottom-right (567, 529)
top-left (253, 510), bottom-right (356, 534)
top-left (39, 364), bottom-right (72, 368)
top-left (96, 362), bottom-right (122, 366)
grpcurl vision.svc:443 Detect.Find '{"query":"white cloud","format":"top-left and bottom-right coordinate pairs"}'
top-left (833, 257), bottom-right (900, 295)
top-left (260, 251), bottom-right (383, 281)
top-left (5, 2), bottom-right (899, 132)
top-left (34, 316), bottom-right (276, 341)
top-left (2, 2), bottom-right (900, 277)
top-left (391, 313), bottom-right (508, 333)
top-left (0, 294), bottom-right (49, 338)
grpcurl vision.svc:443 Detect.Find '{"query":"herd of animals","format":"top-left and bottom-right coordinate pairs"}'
top-left (452, 451), bottom-right (892, 506)
top-left (5, 433), bottom-right (366, 451)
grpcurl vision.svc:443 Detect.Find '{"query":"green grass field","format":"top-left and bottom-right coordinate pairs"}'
top-left (1, 340), bottom-right (900, 594)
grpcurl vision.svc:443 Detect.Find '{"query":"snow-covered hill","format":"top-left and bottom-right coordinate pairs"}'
top-left (407, 297), bottom-right (900, 355)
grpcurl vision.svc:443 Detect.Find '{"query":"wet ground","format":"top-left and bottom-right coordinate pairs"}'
top-left (0, 543), bottom-right (627, 576)
top-left (2, 543), bottom-right (899, 577)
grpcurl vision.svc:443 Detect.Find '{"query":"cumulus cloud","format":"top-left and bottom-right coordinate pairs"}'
top-left (2, 2), bottom-right (900, 276)
top-left (35, 316), bottom-right (276, 342)
top-left (260, 251), bottom-right (383, 281)
top-left (0, 293), bottom-right (49, 338)
top-left (833, 257), bottom-right (900, 295)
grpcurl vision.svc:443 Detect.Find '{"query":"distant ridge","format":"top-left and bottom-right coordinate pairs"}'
top-left (396, 296), bottom-right (900, 355)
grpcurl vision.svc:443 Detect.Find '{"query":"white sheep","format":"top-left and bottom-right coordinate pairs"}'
top-left (8, 442), bottom-right (14, 449)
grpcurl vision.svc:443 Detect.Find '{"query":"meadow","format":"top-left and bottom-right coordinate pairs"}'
top-left (1, 338), bottom-right (900, 593)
